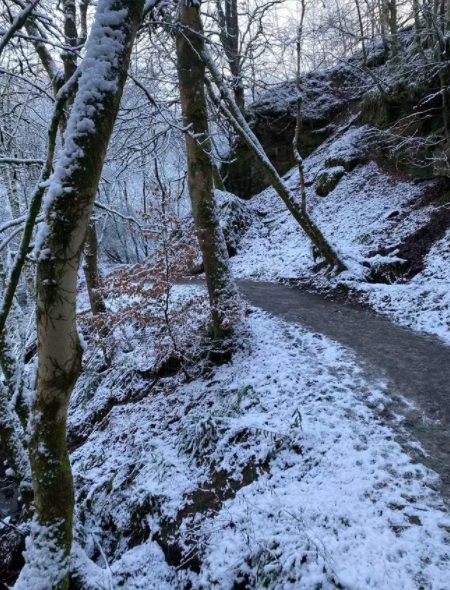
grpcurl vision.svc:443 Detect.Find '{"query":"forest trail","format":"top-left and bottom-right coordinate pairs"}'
top-left (237, 280), bottom-right (450, 503)
top-left (183, 278), bottom-right (450, 503)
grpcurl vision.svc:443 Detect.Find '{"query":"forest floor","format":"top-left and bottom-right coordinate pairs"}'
top-left (183, 276), bottom-right (450, 502)
top-left (2, 280), bottom-right (450, 589)
top-left (64, 282), bottom-right (450, 589)
top-left (230, 124), bottom-right (450, 347)
top-left (4, 122), bottom-right (450, 587)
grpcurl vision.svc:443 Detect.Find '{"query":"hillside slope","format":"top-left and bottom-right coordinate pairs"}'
top-left (224, 27), bottom-right (450, 200)
top-left (230, 123), bottom-right (450, 345)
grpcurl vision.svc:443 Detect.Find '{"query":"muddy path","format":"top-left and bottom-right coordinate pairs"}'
top-left (3, 278), bottom-right (449, 518)
top-left (236, 280), bottom-right (450, 504)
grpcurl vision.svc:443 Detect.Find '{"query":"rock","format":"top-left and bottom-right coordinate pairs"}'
top-left (386, 210), bottom-right (400, 220)
top-left (315, 166), bottom-right (346, 197)
top-left (222, 66), bottom-right (366, 198)
top-left (324, 154), bottom-right (360, 172)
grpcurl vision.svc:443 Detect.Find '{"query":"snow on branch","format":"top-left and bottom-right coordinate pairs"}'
top-left (0, 157), bottom-right (44, 166)
top-left (41, 0), bottom-right (131, 218)
top-left (0, 0), bottom-right (42, 57)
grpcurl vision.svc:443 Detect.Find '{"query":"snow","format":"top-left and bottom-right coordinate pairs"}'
top-left (364, 229), bottom-right (450, 344)
top-left (248, 66), bottom-right (364, 123)
top-left (215, 189), bottom-right (254, 253)
top-left (13, 519), bottom-right (70, 590)
top-left (230, 124), bottom-right (450, 344)
top-left (60, 115), bottom-right (450, 587)
top-left (69, 286), bottom-right (450, 589)
top-left (38, 0), bottom-right (130, 237)
top-left (4, 16), bottom-right (450, 590)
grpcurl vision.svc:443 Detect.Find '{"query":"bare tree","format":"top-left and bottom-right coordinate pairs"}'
top-left (293, 0), bottom-right (307, 216)
top-left (215, 0), bottom-right (244, 112)
top-left (204, 51), bottom-right (346, 271)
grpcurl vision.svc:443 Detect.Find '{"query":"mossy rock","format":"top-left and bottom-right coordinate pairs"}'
top-left (315, 166), bottom-right (346, 197)
top-left (360, 91), bottom-right (393, 127)
top-left (365, 258), bottom-right (408, 283)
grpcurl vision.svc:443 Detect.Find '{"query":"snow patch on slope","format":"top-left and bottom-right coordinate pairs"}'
top-left (363, 229), bottom-right (450, 343)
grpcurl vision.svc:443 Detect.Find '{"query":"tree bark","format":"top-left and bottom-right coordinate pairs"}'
top-left (83, 220), bottom-right (106, 314)
top-left (0, 82), bottom-right (75, 518)
top-left (293, 3), bottom-right (307, 216)
top-left (0, 335), bottom-right (32, 506)
top-left (203, 57), bottom-right (346, 272)
top-left (176, 0), bottom-right (238, 339)
top-left (15, 1), bottom-right (144, 587)
top-left (388, 0), bottom-right (398, 56)
top-left (216, 0), bottom-right (244, 112)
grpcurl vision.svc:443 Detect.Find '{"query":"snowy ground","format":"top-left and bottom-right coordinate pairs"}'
top-left (32, 122), bottom-right (450, 587)
top-left (361, 232), bottom-right (450, 344)
top-left (69, 286), bottom-right (450, 590)
top-left (230, 125), bottom-right (450, 345)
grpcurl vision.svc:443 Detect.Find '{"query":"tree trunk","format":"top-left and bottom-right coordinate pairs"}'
top-left (176, 0), bottom-right (238, 339)
top-left (378, 0), bottom-right (389, 53)
top-left (0, 334), bottom-right (32, 506)
top-left (203, 57), bottom-right (346, 272)
top-left (212, 163), bottom-right (226, 190)
top-left (388, 0), bottom-right (398, 56)
top-left (83, 220), bottom-right (106, 314)
top-left (15, 1), bottom-right (144, 587)
top-left (0, 81), bottom-right (77, 521)
top-left (62, 0), bottom-right (78, 81)
top-left (216, 0), bottom-right (244, 112)
top-left (413, 0), bottom-right (426, 59)
top-left (293, 4), bottom-right (307, 216)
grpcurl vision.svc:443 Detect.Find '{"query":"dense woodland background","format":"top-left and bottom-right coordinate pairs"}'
top-left (1, 0), bottom-right (450, 588)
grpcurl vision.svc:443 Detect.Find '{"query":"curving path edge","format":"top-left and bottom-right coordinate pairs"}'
top-left (236, 280), bottom-right (450, 504)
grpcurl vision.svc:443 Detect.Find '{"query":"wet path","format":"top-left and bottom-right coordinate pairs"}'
top-left (237, 280), bottom-right (450, 503)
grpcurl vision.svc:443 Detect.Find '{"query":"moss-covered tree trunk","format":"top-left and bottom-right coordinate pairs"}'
top-left (176, 0), bottom-right (238, 339)
top-left (14, 1), bottom-right (144, 588)
top-left (83, 220), bottom-right (106, 314)
top-left (0, 334), bottom-right (32, 506)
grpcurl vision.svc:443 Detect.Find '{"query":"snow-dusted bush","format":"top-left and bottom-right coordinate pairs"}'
top-left (87, 189), bottom-right (206, 373)
top-left (216, 190), bottom-right (254, 256)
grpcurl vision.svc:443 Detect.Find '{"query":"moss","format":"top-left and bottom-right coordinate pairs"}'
top-left (360, 91), bottom-right (393, 127)
top-left (153, 461), bottom-right (264, 572)
top-left (360, 79), bottom-right (442, 134)
top-left (315, 166), bottom-right (346, 197)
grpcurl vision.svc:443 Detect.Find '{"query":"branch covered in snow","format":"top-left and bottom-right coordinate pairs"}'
top-left (0, 157), bottom-right (44, 166)
top-left (0, 0), bottom-right (41, 57)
